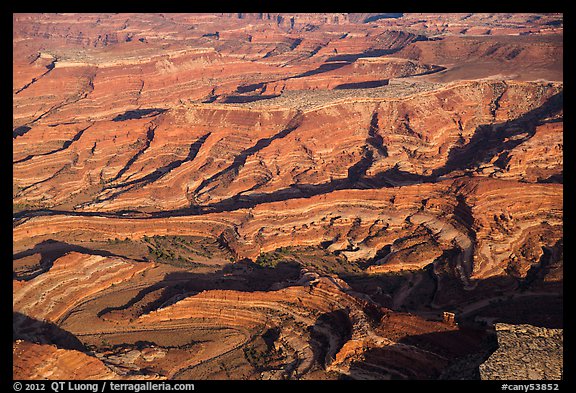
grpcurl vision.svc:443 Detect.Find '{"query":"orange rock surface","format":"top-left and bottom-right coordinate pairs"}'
top-left (13, 340), bottom-right (162, 380)
top-left (13, 12), bottom-right (562, 380)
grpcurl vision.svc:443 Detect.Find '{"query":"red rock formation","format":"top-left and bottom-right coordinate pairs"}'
top-left (13, 12), bottom-right (562, 380)
top-left (13, 252), bottom-right (153, 324)
top-left (133, 275), bottom-right (484, 379)
top-left (13, 340), bottom-right (162, 380)
top-left (13, 79), bottom-right (562, 214)
top-left (14, 340), bottom-right (121, 380)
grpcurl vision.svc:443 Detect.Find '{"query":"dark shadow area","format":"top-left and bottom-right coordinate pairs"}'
top-left (366, 112), bottom-right (388, 156)
top-left (13, 208), bottom-right (151, 220)
top-left (262, 327), bottom-right (281, 351)
top-left (13, 239), bottom-right (147, 280)
top-left (300, 43), bottom-right (324, 59)
top-left (539, 172), bottom-right (563, 183)
top-left (14, 124), bottom-right (93, 164)
top-left (13, 312), bottom-right (86, 351)
top-left (345, 342), bottom-right (439, 379)
top-left (221, 94), bottom-right (279, 103)
top-left (334, 79), bottom-right (389, 89)
top-left (97, 259), bottom-right (302, 319)
top-left (15, 149), bottom-right (408, 220)
top-left (289, 38), bottom-right (303, 50)
top-left (545, 20), bottom-right (562, 27)
top-left (194, 111), bottom-right (304, 196)
top-left (337, 243), bottom-right (562, 330)
top-left (310, 88), bottom-right (564, 192)
top-left (236, 82), bottom-right (265, 94)
top-left (354, 245), bottom-right (392, 270)
top-left (343, 328), bottom-right (494, 380)
top-left (431, 90), bottom-right (564, 178)
top-left (262, 38), bottom-right (302, 58)
top-left (520, 241), bottom-right (562, 290)
top-left (470, 294), bottom-right (563, 329)
top-left (112, 108), bottom-right (167, 122)
top-left (338, 268), bottom-right (416, 310)
top-left (202, 95), bottom-right (218, 103)
top-left (98, 133), bottom-right (211, 203)
top-left (14, 60), bottom-right (57, 95)
top-left (347, 147), bottom-right (374, 183)
top-left (194, 158), bottom-right (387, 215)
top-left (397, 327), bottom-right (488, 359)
top-left (201, 32), bottom-right (219, 39)
top-left (12, 233), bottom-right (562, 378)
top-left (308, 309), bottom-right (353, 369)
top-left (326, 48), bottom-right (401, 62)
top-left (108, 124), bottom-right (157, 183)
top-left (13, 125), bottom-right (31, 138)
top-left (288, 61), bottom-right (349, 79)
top-left (434, 269), bottom-right (563, 329)
top-left (191, 142), bottom-right (389, 215)
top-left (410, 65), bottom-right (448, 77)
top-left (454, 194), bottom-right (476, 230)
top-left (13, 90), bottom-right (564, 240)
top-left (363, 13), bottom-right (404, 23)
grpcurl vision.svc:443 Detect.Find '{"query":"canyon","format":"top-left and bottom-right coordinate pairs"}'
top-left (13, 13), bottom-right (563, 380)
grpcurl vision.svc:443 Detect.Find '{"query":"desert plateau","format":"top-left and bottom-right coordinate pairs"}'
top-left (13, 12), bottom-right (563, 381)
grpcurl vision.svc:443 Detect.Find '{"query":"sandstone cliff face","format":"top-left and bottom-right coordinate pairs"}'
top-left (13, 252), bottom-right (153, 324)
top-left (12, 175), bottom-right (562, 286)
top-left (13, 340), bottom-right (162, 380)
top-left (395, 33), bottom-right (562, 82)
top-left (12, 77), bottom-right (563, 330)
top-left (13, 13), bottom-right (562, 380)
top-left (14, 340), bottom-right (121, 380)
top-left (13, 80), bottom-right (562, 214)
top-left (134, 274), bottom-right (484, 380)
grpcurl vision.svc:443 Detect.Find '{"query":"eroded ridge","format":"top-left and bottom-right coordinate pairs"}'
top-left (13, 12), bottom-right (562, 380)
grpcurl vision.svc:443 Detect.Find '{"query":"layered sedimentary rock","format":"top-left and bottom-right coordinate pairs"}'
top-left (13, 340), bottom-right (162, 380)
top-left (13, 13), bottom-right (562, 380)
top-left (14, 340), bottom-right (123, 380)
top-left (352, 13), bottom-right (563, 36)
top-left (12, 259), bottom-right (486, 379)
top-left (256, 57), bottom-right (443, 93)
top-left (328, 311), bottom-right (484, 379)
top-left (487, 121), bottom-right (563, 182)
top-left (394, 34), bottom-right (563, 81)
top-left (13, 252), bottom-right (153, 324)
top-left (457, 179), bottom-right (562, 280)
top-left (13, 174), bottom-right (562, 286)
top-left (13, 79), bottom-right (562, 215)
top-left (131, 274), bottom-right (483, 379)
